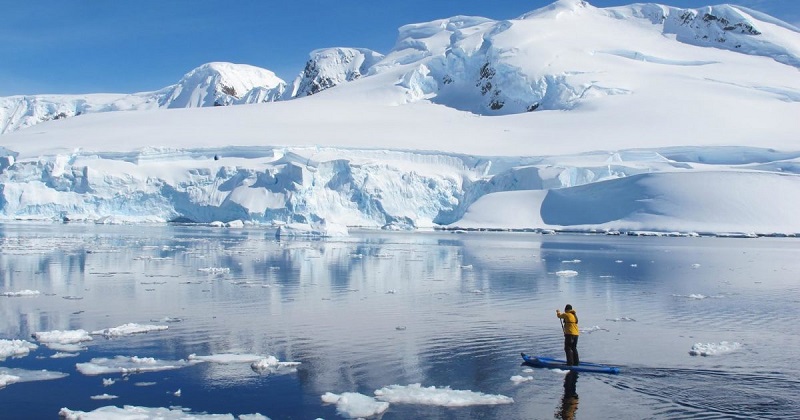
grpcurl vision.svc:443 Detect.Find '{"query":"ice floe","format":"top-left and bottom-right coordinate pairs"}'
top-left (59, 406), bottom-right (270, 419)
top-left (511, 375), bottom-right (534, 384)
top-left (689, 341), bottom-right (743, 356)
top-left (555, 270), bottom-right (578, 277)
top-left (322, 392), bottom-right (390, 419)
top-left (0, 367), bottom-right (68, 388)
top-left (32, 329), bottom-right (93, 350)
top-left (373, 383), bottom-right (514, 406)
top-left (0, 339), bottom-right (37, 360)
top-left (188, 353), bottom-right (300, 375)
top-left (91, 323), bottom-right (169, 338)
top-left (580, 326), bottom-right (610, 334)
top-left (76, 356), bottom-right (199, 375)
top-left (673, 293), bottom-right (722, 300)
top-left (606, 317), bottom-right (636, 322)
top-left (51, 352), bottom-right (79, 359)
top-left (198, 267), bottom-right (231, 274)
top-left (90, 393), bottom-right (118, 400)
top-left (1, 289), bottom-right (41, 297)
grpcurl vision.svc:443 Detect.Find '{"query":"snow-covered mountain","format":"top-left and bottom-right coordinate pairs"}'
top-left (0, 62), bottom-right (285, 134)
top-left (289, 48), bottom-right (384, 98)
top-left (0, 0), bottom-right (798, 235)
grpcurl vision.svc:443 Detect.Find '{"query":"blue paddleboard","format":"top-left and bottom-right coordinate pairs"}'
top-left (521, 353), bottom-right (620, 374)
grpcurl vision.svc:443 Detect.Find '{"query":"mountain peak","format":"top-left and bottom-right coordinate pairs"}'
top-left (520, 0), bottom-right (591, 19)
top-left (167, 62), bottom-right (285, 107)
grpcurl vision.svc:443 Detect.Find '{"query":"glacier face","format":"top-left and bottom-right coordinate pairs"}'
top-left (1, 145), bottom-right (797, 234)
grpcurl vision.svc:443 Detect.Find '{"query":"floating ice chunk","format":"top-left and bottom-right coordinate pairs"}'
top-left (226, 220), bottom-right (244, 228)
top-left (606, 317), bottom-right (636, 322)
top-left (90, 393), bottom-right (118, 400)
top-left (511, 375), bottom-right (534, 384)
top-left (689, 341), bottom-right (743, 356)
top-left (691, 263), bottom-right (701, 268)
top-left (373, 383), bottom-right (514, 406)
top-left (59, 405), bottom-right (269, 419)
top-left (276, 221), bottom-right (349, 238)
top-left (151, 317), bottom-right (183, 323)
top-left (91, 323), bottom-right (168, 338)
top-left (580, 326), bottom-right (609, 334)
top-left (43, 343), bottom-right (87, 353)
top-left (174, 388), bottom-right (182, 397)
top-left (460, 264), bottom-right (473, 269)
top-left (198, 267), bottom-right (231, 274)
top-left (321, 391), bottom-right (389, 419)
top-left (76, 356), bottom-right (199, 375)
top-left (102, 378), bottom-right (116, 386)
top-left (0, 373), bottom-right (21, 388)
top-left (1, 289), bottom-right (41, 297)
top-left (561, 259), bottom-right (581, 264)
top-left (555, 270), bottom-right (578, 277)
top-left (32, 330), bottom-right (93, 348)
top-left (0, 339), bottom-right (38, 361)
top-left (673, 293), bottom-right (721, 300)
top-left (250, 356), bottom-right (301, 374)
top-left (0, 367), bottom-right (68, 388)
top-left (51, 352), bottom-right (79, 359)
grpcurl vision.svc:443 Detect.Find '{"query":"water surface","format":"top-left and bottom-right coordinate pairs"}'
top-left (0, 224), bottom-right (798, 419)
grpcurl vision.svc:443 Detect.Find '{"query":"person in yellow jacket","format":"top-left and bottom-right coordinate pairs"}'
top-left (556, 304), bottom-right (580, 366)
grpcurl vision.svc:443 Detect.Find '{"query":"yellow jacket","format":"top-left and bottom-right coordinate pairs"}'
top-left (557, 310), bottom-right (579, 336)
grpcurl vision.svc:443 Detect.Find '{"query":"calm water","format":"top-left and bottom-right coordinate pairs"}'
top-left (0, 224), bottom-right (798, 419)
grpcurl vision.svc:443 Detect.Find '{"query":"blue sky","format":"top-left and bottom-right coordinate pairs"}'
top-left (1, 0), bottom-right (797, 96)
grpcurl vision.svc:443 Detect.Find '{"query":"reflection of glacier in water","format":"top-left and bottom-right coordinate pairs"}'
top-left (0, 224), bottom-right (798, 418)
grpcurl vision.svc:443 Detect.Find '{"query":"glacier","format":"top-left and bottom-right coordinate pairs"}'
top-left (0, 0), bottom-right (798, 235)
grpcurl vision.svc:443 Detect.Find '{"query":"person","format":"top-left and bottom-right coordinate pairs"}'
top-left (556, 304), bottom-right (579, 366)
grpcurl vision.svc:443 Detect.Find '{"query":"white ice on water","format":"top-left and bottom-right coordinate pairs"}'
top-left (373, 383), bottom-right (514, 406)
top-left (59, 406), bottom-right (270, 419)
top-left (76, 356), bottom-right (200, 375)
top-left (321, 392), bottom-right (390, 419)
top-left (0, 339), bottom-right (37, 360)
top-left (1, 289), bottom-right (41, 297)
top-left (91, 323), bottom-right (169, 338)
top-left (32, 329), bottom-right (93, 350)
top-left (0, 367), bottom-right (68, 389)
top-left (689, 341), bottom-right (743, 356)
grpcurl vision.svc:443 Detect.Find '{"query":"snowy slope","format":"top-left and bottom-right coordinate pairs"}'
top-left (0, 62), bottom-right (285, 134)
top-left (0, 0), bottom-right (798, 235)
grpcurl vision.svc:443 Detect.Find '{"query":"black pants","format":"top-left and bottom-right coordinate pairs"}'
top-left (564, 335), bottom-right (579, 366)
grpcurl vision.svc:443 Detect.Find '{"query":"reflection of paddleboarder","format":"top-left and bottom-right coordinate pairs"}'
top-left (556, 304), bottom-right (580, 366)
top-left (556, 371), bottom-right (579, 420)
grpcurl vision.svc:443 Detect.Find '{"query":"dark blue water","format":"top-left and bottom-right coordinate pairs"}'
top-left (0, 224), bottom-right (798, 419)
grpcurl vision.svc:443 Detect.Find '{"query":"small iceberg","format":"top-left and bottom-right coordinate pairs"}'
top-left (689, 341), bottom-right (743, 356)
top-left (322, 392), bottom-right (389, 419)
top-left (0, 339), bottom-right (38, 361)
top-left (91, 323), bottom-right (168, 338)
top-left (276, 221), bottom-right (349, 238)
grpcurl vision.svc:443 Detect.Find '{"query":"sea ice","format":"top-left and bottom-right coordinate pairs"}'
top-left (689, 341), bottom-right (743, 356)
top-left (91, 323), bottom-right (169, 338)
top-left (59, 406), bottom-right (269, 419)
top-left (89, 393), bottom-right (118, 400)
top-left (373, 383), bottom-right (514, 406)
top-left (0, 367), bottom-right (68, 388)
top-left (555, 270), bottom-right (578, 277)
top-left (32, 329), bottom-right (93, 348)
top-left (0, 339), bottom-right (37, 361)
top-left (1, 289), bottom-right (41, 297)
top-left (511, 375), bottom-right (534, 384)
top-left (321, 392), bottom-right (389, 419)
top-left (76, 355), bottom-right (199, 375)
